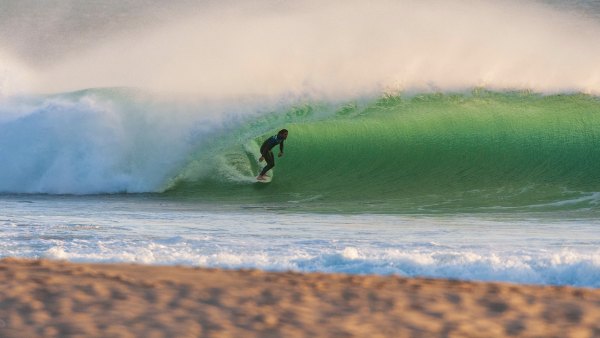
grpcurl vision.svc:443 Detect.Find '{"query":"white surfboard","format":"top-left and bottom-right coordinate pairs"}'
top-left (256, 175), bottom-right (272, 183)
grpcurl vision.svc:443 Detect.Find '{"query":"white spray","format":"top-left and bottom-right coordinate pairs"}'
top-left (12, 0), bottom-right (600, 98)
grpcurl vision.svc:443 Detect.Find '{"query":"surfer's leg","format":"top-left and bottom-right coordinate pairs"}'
top-left (259, 151), bottom-right (275, 176)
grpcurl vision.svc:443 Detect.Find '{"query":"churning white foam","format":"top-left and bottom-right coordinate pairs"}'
top-left (41, 242), bottom-right (600, 287)
top-left (0, 91), bottom-right (243, 194)
top-left (3, 197), bottom-right (599, 287)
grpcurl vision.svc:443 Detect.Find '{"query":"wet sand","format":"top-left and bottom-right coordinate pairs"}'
top-left (0, 258), bottom-right (598, 337)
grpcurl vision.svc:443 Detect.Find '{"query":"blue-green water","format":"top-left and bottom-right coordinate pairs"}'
top-left (166, 91), bottom-right (600, 214)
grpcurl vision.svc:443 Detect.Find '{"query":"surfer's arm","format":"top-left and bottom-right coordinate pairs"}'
top-left (279, 141), bottom-right (284, 156)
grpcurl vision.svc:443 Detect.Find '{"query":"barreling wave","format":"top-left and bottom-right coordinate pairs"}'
top-left (168, 90), bottom-right (600, 213)
top-left (2, 88), bottom-right (600, 213)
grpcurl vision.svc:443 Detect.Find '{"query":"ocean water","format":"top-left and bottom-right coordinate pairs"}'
top-left (1, 0), bottom-right (600, 287)
top-left (2, 195), bottom-right (600, 287)
top-left (1, 89), bottom-right (600, 287)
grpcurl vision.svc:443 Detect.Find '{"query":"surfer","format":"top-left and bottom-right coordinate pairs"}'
top-left (257, 129), bottom-right (288, 181)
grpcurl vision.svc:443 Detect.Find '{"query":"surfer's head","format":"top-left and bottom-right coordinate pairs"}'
top-left (278, 129), bottom-right (288, 140)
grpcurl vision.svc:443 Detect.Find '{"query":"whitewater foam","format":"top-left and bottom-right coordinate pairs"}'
top-left (39, 232), bottom-right (600, 287)
top-left (2, 195), bottom-right (599, 287)
top-left (0, 89), bottom-right (295, 194)
top-left (0, 92), bottom-right (186, 193)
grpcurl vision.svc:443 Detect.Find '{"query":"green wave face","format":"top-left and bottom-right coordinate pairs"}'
top-left (168, 91), bottom-right (600, 213)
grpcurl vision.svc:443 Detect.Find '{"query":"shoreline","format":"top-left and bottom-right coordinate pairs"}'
top-left (0, 258), bottom-right (598, 337)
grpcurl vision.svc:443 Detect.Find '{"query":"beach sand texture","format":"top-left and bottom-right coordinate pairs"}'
top-left (0, 258), bottom-right (598, 337)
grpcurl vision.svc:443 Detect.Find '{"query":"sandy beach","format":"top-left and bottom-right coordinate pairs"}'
top-left (0, 258), bottom-right (597, 337)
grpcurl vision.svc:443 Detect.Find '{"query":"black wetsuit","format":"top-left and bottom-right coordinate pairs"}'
top-left (259, 135), bottom-right (285, 176)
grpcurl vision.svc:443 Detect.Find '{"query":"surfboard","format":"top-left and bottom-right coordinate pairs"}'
top-left (256, 175), bottom-right (272, 183)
